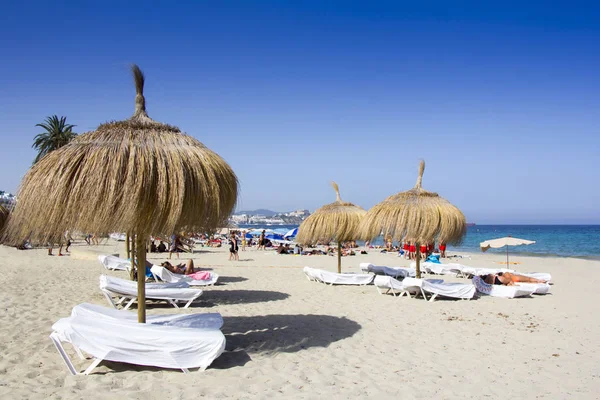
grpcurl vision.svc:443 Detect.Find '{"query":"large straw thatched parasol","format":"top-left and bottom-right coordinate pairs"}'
top-left (0, 204), bottom-right (9, 234)
top-left (359, 160), bottom-right (466, 278)
top-left (5, 65), bottom-right (238, 322)
top-left (296, 182), bottom-right (366, 273)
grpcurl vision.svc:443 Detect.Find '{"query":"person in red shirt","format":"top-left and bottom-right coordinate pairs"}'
top-left (419, 244), bottom-right (427, 259)
top-left (439, 242), bottom-right (447, 258)
top-left (409, 242), bottom-right (416, 260)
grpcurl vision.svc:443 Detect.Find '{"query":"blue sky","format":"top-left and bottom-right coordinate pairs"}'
top-left (0, 1), bottom-right (598, 224)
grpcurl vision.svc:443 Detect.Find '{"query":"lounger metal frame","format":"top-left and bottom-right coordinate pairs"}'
top-left (101, 288), bottom-right (201, 310)
top-left (49, 332), bottom-right (199, 375)
top-left (303, 268), bottom-right (373, 286)
top-left (375, 279), bottom-right (473, 302)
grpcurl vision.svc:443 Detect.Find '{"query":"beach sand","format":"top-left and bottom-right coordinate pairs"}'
top-left (0, 240), bottom-right (598, 399)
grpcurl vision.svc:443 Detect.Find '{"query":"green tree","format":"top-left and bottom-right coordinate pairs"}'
top-left (32, 115), bottom-right (77, 163)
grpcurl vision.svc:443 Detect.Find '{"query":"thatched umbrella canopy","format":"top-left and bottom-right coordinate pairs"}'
top-left (5, 65), bottom-right (238, 322)
top-left (296, 182), bottom-right (366, 273)
top-left (0, 204), bottom-right (9, 234)
top-left (358, 160), bottom-right (466, 278)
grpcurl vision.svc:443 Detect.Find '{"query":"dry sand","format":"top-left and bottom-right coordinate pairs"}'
top-left (0, 240), bottom-right (598, 399)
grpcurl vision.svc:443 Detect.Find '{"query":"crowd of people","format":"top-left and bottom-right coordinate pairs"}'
top-left (369, 236), bottom-right (448, 259)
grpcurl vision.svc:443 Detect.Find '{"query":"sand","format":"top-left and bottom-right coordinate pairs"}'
top-left (0, 240), bottom-right (598, 399)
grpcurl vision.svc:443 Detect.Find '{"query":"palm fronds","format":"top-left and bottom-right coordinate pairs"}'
top-left (32, 115), bottom-right (77, 163)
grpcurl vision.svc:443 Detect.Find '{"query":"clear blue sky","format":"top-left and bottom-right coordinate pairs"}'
top-left (0, 1), bottom-right (598, 224)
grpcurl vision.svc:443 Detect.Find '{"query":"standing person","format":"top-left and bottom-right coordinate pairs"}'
top-left (409, 241), bottom-right (416, 260)
top-left (439, 242), bottom-right (447, 258)
top-left (64, 231), bottom-right (72, 253)
top-left (48, 240), bottom-right (64, 256)
top-left (169, 234), bottom-right (180, 259)
top-left (403, 241), bottom-right (410, 259)
top-left (420, 243), bottom-right (427, 260)
top-left (228, 232), bottom-right (239, 261)
top-left (241, 230), bottom-right (247, 251)
top-left (91, 233), bottom-right (99, 246)
top-left (258, 230), bottom-right (266, 251)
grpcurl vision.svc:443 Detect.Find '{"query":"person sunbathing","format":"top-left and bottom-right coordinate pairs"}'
top-left (482, 272), bottom-right (547, 285)
top-left (160, 259), bottom-right (195, 275)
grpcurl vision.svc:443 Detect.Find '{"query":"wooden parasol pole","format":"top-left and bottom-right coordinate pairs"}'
top-left (129, 235), bottom-right (136, 281)
top-left (415, 241), bottom-right (421, 279)
top-left (337, 241), bottom-right (342, 273)
top-left (136, 233), bottom-right (147, 323)
top-left (126, 232), bottom-right (130, 259)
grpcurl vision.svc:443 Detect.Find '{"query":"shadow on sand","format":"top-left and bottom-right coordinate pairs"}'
top-left (91, 313), bottom-right (361, 373)
top-left (211, 314), bottom-right (362, 368)
top-left (200, 290), bottom-right (289, 306)
top-left (217, 276), bottom-right (249, 284)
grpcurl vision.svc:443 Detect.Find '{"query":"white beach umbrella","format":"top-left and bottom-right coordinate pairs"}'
top-left (480, 236), bottom-right (536, 265)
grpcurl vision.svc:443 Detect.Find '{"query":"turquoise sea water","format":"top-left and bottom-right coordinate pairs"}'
top-left (239, 224), bottom-right (600, 259)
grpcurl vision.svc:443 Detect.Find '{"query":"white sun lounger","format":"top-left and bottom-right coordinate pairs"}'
top-left (50, 308), bottom-right (225, 375)
top-left (459, 266), bottom-right (516, 278)
top-left (98, 255), bottom-right (131, 271)
top-left (109, 233), bottom-right (127, 241)
top-left (410, 261), bottom-right (453, 275)
top-left (514, 282), bottom-right (551, 295)
top-left (359, 263), bottom-right (416, 279)
top-left (100, 275), bottom-right (203, 310)
top-left (374, 276), bottom-right (474, 301)
top-left (150, 265), bottom-right (219, 286)
top-left (71, 303), bottom-right (224, 330)
top-left (472, 276), bottom-right (536, 298)
top-left (303, 266), bottom-right (374, 286)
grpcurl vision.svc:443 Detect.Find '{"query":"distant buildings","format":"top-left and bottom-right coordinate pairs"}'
top-left (286, 209), bottom-right (310, 218)
top-left (0, 191), bottom-right (16, 209)
top-left (230, 209), bottom-right (311, 225)
top-left (230, 214), bottom-right (249, 224)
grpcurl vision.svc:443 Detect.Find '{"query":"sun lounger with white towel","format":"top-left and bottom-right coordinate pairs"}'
top-left (472, 276), bottom-right (536, 298)
top-left (100, 275), bottom-right (203, 309)
top-left (413, 261), bottom-right (457, 275)
top-left (374, 276), bottom-right (475, 301)
top-left (303, 267), bottom-right (374, 286)
top-left (359, 263), bottom-right (416, 279)
top-left (98, 255), bottom-right (131, 271)
top-left (458, 266), bottom-right (516, 278)
top-left (513, 282), bottom-right (551, 295)
top-left (50, 305), bottom-right (226, 375)
top-left (71, 303), bottom-right (224, 330)
top-left (150, 265), bottom-right (219, 286)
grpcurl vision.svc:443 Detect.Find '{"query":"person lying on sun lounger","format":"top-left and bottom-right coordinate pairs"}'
top-left (159, 259), bottom-right (196, 275)
top-left (481, 272), bottom-right (547, 285)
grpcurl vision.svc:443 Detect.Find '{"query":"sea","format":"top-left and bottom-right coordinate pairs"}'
top-left (238, 224), bottom-right (600, 260)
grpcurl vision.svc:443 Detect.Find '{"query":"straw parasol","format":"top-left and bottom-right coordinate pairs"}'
top-left (0, 204), bottom-right (9, 234)
top-left (359, 160), bottom-right (466, 278)
top-left (5, 65), bottom-right (238, 322)
top-left (296, 182), bottom-right (366, 273)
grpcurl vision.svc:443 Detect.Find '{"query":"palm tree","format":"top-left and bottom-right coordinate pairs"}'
top-left (32, 115), bottom-right (77, 163)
